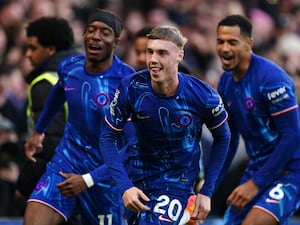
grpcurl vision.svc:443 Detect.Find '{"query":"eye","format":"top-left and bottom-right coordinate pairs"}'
top-left (86, 26), bottom-right (96, 34)
top-left (216, 39), bottom-right (224, 44)
top-left (146, 49), bottom-right (153, 54)
top-left (229, 40), bottom-right (237, 45)
top-left (158, 50), bottom-right (167, 56)
top-left (102, 28), bottom-right (113, 36)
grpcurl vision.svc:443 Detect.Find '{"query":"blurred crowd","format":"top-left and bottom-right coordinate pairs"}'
top-left (0, 0), bottom-right (300, 218)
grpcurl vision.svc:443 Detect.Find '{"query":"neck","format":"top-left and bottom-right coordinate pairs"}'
top-left (86, 56), bottom-right (114, 74)
top-left (152, 75), bottom-right (179, 97)
top-left (233, 54), bottom-right (252, 81)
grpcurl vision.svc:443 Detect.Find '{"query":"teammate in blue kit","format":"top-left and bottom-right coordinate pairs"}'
top-left (22, 9), bottom-right (135, 225)
top-left (216, 14), bottom-right (300, 225)
top-left (100, 25), bottom-right (231, 225)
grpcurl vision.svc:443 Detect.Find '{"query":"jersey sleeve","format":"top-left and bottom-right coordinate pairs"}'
top-left (199, 90), bottom-right (231, 197)
top-left (100, 79), bottom-right (134, 194)
top-left (35, 63), bottom-right (67, 133)
top-left (262, 77), bottom-right (298, 116)
top-left (204, 92), bottom-right (228, 130)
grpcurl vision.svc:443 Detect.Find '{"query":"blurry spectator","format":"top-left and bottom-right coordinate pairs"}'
top-left (0, 64), bottom-right (27, 140)
top-left (276, 33), bottom-right (300, 77)
top-left (0, 25), bottom-right (7, 65)
top-left (130, 25), bottom-right (154, 70)
top-left (249, 8), bottom-right (276, 55)
top-left (0, 115), bottom-right (18, 145)
top-left (0, 1), bottom-right (26, 31)
top-left (0, 116), bottom-right (22, 217)
top-left (27, 0), bottom-right (56, 21)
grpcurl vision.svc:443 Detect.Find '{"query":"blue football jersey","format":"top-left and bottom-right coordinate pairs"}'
top-left (104, 70), bottom-right (229, 196)
top-left (36, 54), bottom-right (135, 182)
top-left (218, 53), bottom-right (300, 186)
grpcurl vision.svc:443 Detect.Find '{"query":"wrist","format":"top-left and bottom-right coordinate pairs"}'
top-left (82, 173), bottom-right (94, 188)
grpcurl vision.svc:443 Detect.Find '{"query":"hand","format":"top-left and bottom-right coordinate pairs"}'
top-left (191, 193), bottom-right (211, 224)
top-left (24, 132), bottom-right (45, 162)
top-left (122, 187), bottom-right (150, 212)
top-left (226, 179), bottom-right (259, 211)
top-left (56, 172), bottom-right (88, 197)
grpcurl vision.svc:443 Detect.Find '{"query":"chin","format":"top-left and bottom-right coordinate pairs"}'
top-left (222, 65), bottom-right (232, 71)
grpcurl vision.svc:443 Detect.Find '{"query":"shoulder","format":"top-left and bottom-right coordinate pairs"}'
top-left (58, 54), bottom-right (85, 70)
top-left (113, 55), bottom-right (136, 75)
top-left (122, 69), bottom-right (149, 85)
top-left (180, 73), bottom-right (222, 106)
top-left (181, 73), bottom-right (218, 95)
top-left (57, 54), bottom-right (85, 78)
top-left (251, 54), bottom-right (287, 76)
top-left (251, 54), bottom-right (293, 85)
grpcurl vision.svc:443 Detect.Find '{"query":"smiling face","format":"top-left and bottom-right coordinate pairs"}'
top-left (146, 39), bottom-right (183, 83)
top-left (146, 38), bottom-right (184, 96)
top-left (83, 21), bottom-right (118, 72)
top-left (216, 25), bottom-right (253, 79)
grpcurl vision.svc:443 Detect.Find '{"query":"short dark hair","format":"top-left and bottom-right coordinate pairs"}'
top-left (135, 26), bottom-right (154, 39)
top-left (26, 17), bottom-right (74, 51)
top-left (217, 14), bottom-right (252, 38)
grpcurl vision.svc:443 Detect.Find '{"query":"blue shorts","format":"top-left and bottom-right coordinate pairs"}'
top-left (224, 171), bottom-right (300, 225)
top-left (125, 189), bottom-right (191, 225)
top-left (28, 144), bottom-right (125, 225)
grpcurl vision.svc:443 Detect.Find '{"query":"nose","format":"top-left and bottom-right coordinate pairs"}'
top-left (220, 42), bottom-right (230, 52)
top-left (149, 52), bottom-right (159, 63)
top-left (25, 48), bottom-right (31, 58)
top-left (92, 29), bottom-right (102, 40)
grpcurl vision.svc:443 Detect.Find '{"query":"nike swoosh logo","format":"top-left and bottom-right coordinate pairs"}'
top-left (158, 215), bottom-right (173, 223)
top-left (136, 113), bottom-right (150, 119)
top-left (266, 198), bottom-right (280, 204)
top-left (64, 87), bottom-right (76, 91)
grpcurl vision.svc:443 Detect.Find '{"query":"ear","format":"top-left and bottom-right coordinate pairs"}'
top-left (247, 37), bottom-right (254, 50)
top-left (177, 49), bottom-right (184, 62)
top-left (48, 45), bottom-right (56, 56)
top-left (113, 38), bottom-right (120, 49)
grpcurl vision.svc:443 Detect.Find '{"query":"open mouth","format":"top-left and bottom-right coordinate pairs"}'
top-left (150, 67), bottom-right (161, 75)
top-left (221, 55), bottom-right (233, 66)
top-left (87, 44), bottom-right (102, 54)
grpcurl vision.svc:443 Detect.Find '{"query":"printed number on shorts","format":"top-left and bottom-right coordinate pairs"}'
top-left (98, 214), bottom-right (112, 225)
top-left (153, 195), bottom-right (183, 221)
top-left (269, 183), bottom-right (284, 200)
